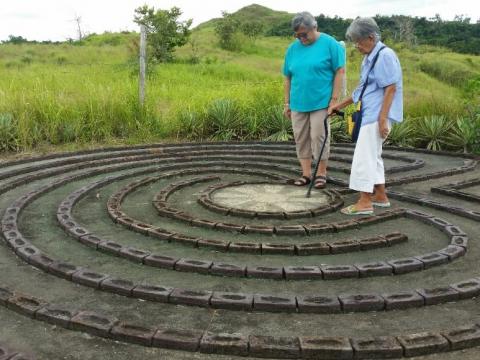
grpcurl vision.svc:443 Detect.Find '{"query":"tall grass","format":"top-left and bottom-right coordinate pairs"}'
top-left (0, 31), bottom-right (479, 153)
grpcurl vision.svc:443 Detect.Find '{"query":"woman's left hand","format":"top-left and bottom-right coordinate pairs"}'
top-left (379, 120), bottom-right (389, 139)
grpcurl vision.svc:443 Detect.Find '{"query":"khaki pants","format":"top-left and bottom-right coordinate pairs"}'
top-left (291, 108), bottom-right (330, 161)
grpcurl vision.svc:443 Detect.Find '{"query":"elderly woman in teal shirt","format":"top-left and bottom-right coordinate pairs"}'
top-left (331, 17), bottom-right (403, 215)
top-left (283, 12), bottom-right (345, 189)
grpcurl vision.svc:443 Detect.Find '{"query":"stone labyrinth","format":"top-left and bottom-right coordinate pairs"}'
top-left (0, 141), bottom-right (479, 360)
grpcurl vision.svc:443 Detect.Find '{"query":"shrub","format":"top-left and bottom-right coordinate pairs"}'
top-left (0, 113), bottom-right (19, 151)
top-left (385, 118), bottom-right (415, 147)
top-left (134, 5), bottom-right (192, 63)
top-left (412, 115), bottom-right (454, 151)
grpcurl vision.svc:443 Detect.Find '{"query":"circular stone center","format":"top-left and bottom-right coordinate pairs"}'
top-left (211, 184), bottom-right (331, 212)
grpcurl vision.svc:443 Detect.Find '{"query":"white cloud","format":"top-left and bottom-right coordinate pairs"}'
top-left (0, 0), bottom-right (478, 41)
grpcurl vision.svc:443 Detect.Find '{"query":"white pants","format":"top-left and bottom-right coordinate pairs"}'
top-left (349, 121), bottom-right (389, 193)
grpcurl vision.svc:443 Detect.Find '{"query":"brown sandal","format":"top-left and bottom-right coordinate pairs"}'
top-left (293, 175), bottom-right (311, 186)
top-left (314, 176), bottom-right (327, 189)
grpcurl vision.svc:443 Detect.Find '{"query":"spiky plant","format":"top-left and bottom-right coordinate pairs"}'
top-left (413, 115), bottom-right (454, 151)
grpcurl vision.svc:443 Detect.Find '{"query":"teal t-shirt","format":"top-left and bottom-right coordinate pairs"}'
top-left (283, 33), bottom-right (345, 112)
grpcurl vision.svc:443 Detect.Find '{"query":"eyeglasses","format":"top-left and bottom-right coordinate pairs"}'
top-left (294, 32), bottom-right (309, 39)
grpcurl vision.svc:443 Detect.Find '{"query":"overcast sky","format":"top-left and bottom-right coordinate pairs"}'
top-left (1, 0), bottom-right (478, 41)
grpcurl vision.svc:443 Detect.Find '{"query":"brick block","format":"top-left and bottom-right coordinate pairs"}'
top-left (329, 240), bottom-right (360, 254)
top-left (284, 266), bottom-right (322, 280)
top-left (275, 225), bottom-right (306, 235)
top-left (387, 258), bottom-right (424, 274)
top-left (351, 336), bottom-right (403, 359)
top-left (383, 232), bottom-right (408, 246)
top-left (153, 328), bottom-right (203, 351)
top-left (416, 287), bottom-right (459, 305)
top-left (197, 239), bottom-right (229, 251)
top-left (132, 284), bottom-right (173, 302)
top-left (210, 292), bottom-right (253, 311)
top-left (119, 247), bottom-right (150, 263)
top-left (169, 288), bottom-right (212, 307)
top-left (397, 332), bottom-right (449, 357)
top-left (110, 322), bottom-right (156, 346)
top-left (48, 262), bottom-right (81, 280)
top-left (415, 252), bottom-right (449, 269)
top-left (383, 292), bottom-right (425, 310)
top-left (144, 255), bottom-right (178, 269)
top-left (299, 336), bottom-right (353, 359)
top-left (339, 294), bottom-right (385, 312)
top-left (254, 294), bottom-right (297, 313)
top-left (229, 242), bottom-right (261, 254)
top-left (7, 294), bottom-right (47, 318)
top-left (210, 263), bottom-right (246, 277)
top-left (175, 259), bottom-right (213, 274)
top-left (295, 242), bottom-right (330, 255)
top-left (356, 262), bottom-right (393, 277)
top-left (450, 279), bottom-right (480, 299)
top-left (303, 224), bottom-right (335, 235)
top-left (450, 236), bottom-right (468, 249)
top-left (72, 269), bottom-right (110, 289)
top-left (249, 335), bottom-right (300, 359)
top-left (297, 295), bottom-right (341, 314)
top-left (27, 254), bottom-right (54, 272)
top-left (262, 243), bottom-right (296, 255)
top-left (0, 286), bottom-right (14, 306)
top-left (71, 311), bottom-right (118, 338)
top-left (100, 278), bottom-right (136, 296)
top-left (247, 266), bottom-right (284, 280)
top-left (439, 245), bottom-right (466, 261)
top-left (321, 265), bottom-right (359, 280)
top-left (358, 237), bottom-right (387, 250)
top-left (36, 305), bottom-right (77, 328)
top-left (442, 325), bottom-right (480, 350)
top-left (199, 332), bottom-right (248, 356)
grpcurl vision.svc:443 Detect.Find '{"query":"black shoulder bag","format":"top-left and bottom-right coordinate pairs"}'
top-left (351, 46), bottom-right (386, 142)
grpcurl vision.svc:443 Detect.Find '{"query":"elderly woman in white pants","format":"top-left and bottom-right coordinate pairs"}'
top-left (330, 17), bottom-right (403, 215)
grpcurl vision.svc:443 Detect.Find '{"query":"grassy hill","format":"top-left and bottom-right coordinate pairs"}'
top-left (0, 5), bottom-right (478, 153)
top-left (195, 4), bottom-right (291, 30)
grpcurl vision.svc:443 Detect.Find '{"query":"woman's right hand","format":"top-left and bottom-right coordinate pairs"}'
top-left (283, 106), bottom-right (292, 120)
top-left (328, 102), bottom-right (342, 115)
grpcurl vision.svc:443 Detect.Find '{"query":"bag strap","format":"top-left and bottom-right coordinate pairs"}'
top-left (358, 46), bottom-right (386, 102)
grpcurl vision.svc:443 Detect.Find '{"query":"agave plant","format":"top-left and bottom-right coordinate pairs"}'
top-left (385, 118), bottom-right (414, 147)
top-left (0, 113), bottom-right (19, 152)
top-left (447, 115), bottom-right (480, 153)
top-left (412, 115), bottom-right (454, 151)
top-left (263, 105), bottom-right (293, 142)
top-left (205, 99), bottom-right (243, 141)
top-left (177, 108), bottom-right (205, 140)
top-left (330, 115), bottom-right (351, 143)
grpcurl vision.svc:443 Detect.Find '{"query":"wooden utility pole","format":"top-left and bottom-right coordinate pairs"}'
top-left (139, 25), bottom-right (147, 107)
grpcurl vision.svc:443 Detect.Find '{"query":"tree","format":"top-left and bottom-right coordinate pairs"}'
top-left (395, 16), bottom-right (417, 46)
top-left (3, 35), bottom-right (29, 44)
top-left (134, 5), bottom-right (192, 63)
top-left (214, 11), bottom-right (240, 51)
top-left (241, 21), bottom-right (264, 42)
top-left (73, 15), bottom-right (83, 41)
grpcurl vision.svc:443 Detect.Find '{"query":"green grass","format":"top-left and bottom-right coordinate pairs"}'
top-left (0, 23), bottom-right (479, 154)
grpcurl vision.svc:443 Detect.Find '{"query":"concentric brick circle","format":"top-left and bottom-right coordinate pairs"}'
top-left (0, 141), bottom-right (479, 359)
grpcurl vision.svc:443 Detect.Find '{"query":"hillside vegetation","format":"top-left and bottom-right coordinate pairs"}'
top-left (0, 5), bottom-right (479, 153)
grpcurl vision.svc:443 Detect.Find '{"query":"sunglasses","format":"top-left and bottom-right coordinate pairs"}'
top-left (294, 32), bottom-right (309, 39)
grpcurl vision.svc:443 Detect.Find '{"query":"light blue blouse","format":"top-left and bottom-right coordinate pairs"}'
top-left (283, 33), bottom-right (345, 112)
top-left (352, 41), bottom-right (403, 125)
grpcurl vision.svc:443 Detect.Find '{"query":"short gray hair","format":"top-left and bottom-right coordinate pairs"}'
top-left (291, 12), bottom-right (317, 31)
top-left (346, 17), bottom-right (381, 43)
